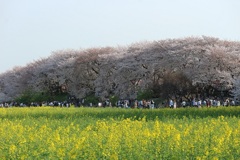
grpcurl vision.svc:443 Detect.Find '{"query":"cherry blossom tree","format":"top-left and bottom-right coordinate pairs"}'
top-left (0, 36), bottom-right (240, 102)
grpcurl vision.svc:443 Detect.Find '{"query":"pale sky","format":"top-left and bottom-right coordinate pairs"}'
top-left (1, 0), bottom-right (240, 73)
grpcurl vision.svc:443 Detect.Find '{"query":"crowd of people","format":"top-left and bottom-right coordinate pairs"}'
top-left (0, 101), bottom-right (72, 108)
top-left (169, 97), bottom-right (238, 108)
top-left (0, 97), bottom-right (239, 108)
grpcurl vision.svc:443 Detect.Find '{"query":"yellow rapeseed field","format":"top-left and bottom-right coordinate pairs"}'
top-left (0, 107), bottom-right (239, 159)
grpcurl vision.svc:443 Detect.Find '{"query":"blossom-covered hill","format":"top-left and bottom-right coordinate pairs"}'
top-left (0, 36), bottom-right (240, 102)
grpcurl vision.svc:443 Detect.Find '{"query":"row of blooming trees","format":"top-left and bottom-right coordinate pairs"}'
top-left (0, 36), bottom-right (240, 103)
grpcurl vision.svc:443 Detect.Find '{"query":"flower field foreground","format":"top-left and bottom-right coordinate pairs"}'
top-left (0, 107), bottom-right (240, 159)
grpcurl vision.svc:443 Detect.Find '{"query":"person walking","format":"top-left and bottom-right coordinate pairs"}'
top-left (169, 99), bottom-right (173, 108)
top-left (173, 100), bottom-right (177, 109)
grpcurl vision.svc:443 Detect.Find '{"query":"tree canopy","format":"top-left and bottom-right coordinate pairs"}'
top-left (0, 36), bottom-right (240, 102)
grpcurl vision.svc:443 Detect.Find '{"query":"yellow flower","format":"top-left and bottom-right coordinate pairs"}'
top-left (9, 144), bottom-right (16, 155)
